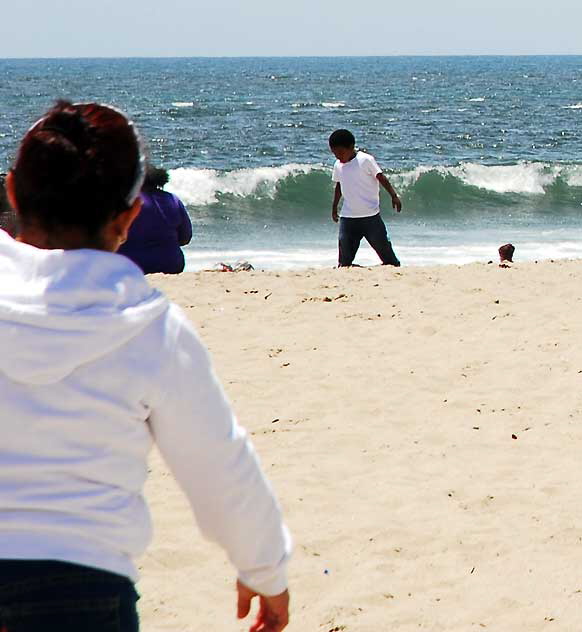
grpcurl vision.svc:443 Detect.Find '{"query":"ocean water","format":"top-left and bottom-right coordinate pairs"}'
top-left (1, 56), bottom-right (581, 268)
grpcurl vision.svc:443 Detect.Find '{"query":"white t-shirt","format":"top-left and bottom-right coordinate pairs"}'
top-left (331, 151), bottom-right (382, 218)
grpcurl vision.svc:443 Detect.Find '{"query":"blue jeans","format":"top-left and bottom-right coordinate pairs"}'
top-left (0, 560), bottom-right (139, 631)
top-left (338, 214), bottom-right (400, 267)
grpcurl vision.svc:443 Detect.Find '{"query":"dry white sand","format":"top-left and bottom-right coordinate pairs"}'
top-left (139, 260), bottom-right (582, 631)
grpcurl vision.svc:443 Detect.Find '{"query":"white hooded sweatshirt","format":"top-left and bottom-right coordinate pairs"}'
top-left (0, 229), bottom-right (290, 596)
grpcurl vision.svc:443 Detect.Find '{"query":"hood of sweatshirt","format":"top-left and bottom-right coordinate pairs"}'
top-left (0, 229), bottom-right (169, 385)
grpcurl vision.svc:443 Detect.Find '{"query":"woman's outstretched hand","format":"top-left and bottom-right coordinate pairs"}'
top-left (237, 580), bottom-right (290, 632)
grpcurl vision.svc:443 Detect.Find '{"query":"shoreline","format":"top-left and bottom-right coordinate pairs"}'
top-left (182, 254), bottom-right (581, 274)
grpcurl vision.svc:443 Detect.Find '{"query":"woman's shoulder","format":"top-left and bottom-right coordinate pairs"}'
top-left (149, 189), bottom-right (183, 207)
top-left (146, 188), bottom-right (172, 200)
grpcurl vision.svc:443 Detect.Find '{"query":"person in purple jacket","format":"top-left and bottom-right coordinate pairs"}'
top-left (118, 165), bottom-right (192, 274)
top-left (0, 173), bottom-right (18, 237)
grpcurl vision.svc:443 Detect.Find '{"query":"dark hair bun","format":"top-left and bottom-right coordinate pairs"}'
top-left (43, 107), bottom-right (92, 151)
top-left (143, 165), bottom-right (169, 191)
top-left (11, 100), bottom-right (143, 238)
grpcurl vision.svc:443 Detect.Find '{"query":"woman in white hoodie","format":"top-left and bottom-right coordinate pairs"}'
top-left (0, 101), bottom-right (290, 632)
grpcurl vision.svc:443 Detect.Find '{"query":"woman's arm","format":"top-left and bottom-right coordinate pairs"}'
top-left (148, 307), bottom-right (291, 599)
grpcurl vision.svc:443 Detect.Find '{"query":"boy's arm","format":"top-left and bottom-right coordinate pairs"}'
top-left (332, 182), bottom-right (342, 223)
top-left (377, 173), bottom-right (402, 213)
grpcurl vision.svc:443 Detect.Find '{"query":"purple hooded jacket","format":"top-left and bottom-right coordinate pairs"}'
top-left (118, 190), bottom-right (192, 274)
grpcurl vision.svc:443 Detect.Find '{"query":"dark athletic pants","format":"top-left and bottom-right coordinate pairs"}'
top-left (0, 560), bottom-right (139, 632)
top-left (338, 213), bottom-right (400, 267)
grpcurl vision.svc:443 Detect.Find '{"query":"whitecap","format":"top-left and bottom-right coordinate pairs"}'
top-left (394, 162), bottom-right (582, 196)
top-left (167, 164), bottom-right (324, 206)
top-left (320, 101), bottom-right (346, 108)
top-left (171, 102), bottom-right (194, 108)
top-left (457, 163), bottom-right (549, 194)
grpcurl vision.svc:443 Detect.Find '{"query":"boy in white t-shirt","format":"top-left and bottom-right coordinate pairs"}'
top-left (329, 129), bottom-right (402, 267)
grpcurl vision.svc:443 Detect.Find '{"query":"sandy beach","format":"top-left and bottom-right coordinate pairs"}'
top-left (138, 260), bottom-right (582, 631)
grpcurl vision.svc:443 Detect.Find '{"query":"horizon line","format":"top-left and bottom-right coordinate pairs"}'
top-left (0, 53), bottom-right (581, 61)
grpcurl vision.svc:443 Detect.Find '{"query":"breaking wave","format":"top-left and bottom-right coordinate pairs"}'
top-left (167, 161), bottom-right (582, 217)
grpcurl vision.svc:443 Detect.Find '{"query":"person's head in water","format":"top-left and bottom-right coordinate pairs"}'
top-left (6, 100), bottom-right (145, 251)
top-left (142, 165), bottom-right (169, 193)
top-left (499, 243), bottom-right (515, 263)
top-left (329, 129), bottom-right (357, 164)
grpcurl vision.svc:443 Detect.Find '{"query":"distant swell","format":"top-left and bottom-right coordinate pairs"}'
top-left (167, 161), bottom-right (582, 217)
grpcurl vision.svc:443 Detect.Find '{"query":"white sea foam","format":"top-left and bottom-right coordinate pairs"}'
top-left (185, 248), bottom-right (340, 270)
top-left (396, 162), bottom-right (582, 195)
top-left (563, 103), bottom-right (582, 110)
top-left (167, 164), bottom-right (322, 206)
top-left (468, 97), bottom-right (486, 102)
top-left (290, 102), bottom-right (320, 111)
top-left (320, 101), bottom-right (346, 108)
top-left (456, 163), bottom-right (552, 194)
top-left (566, 169), bottom-right (582, 187)
top-left (171, 102), bottom-right (194, 107)
top-left (183, 237), bottom-right (582, 271)
top-left (398, 240), bottom-right (582, 266)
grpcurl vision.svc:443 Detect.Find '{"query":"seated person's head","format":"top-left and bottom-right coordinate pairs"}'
top-left (498, 243), bottom-right (515, 263)
top-left (0, 173), bottom-right (19, 237)
top-left (142, 165), bottom-right (169, 193)
top-left (329, 129), bottom-right (356, 163)
top-left (0, 173), bottom-right (9, 217)
top-left (7, 100), bottom-right (145, 251)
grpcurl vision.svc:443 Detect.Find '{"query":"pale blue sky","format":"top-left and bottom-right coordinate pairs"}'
top-left (0, 0), bottom-right (581, 58)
